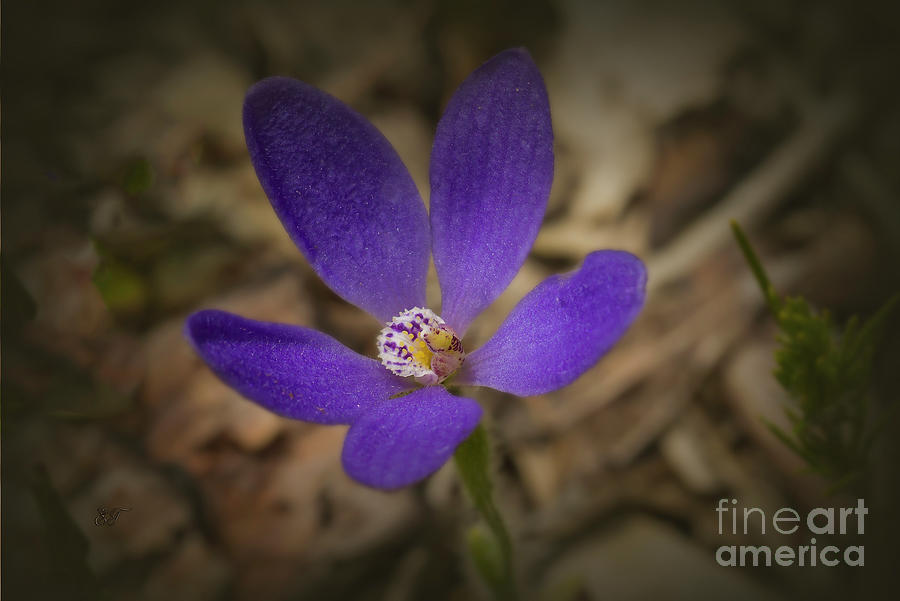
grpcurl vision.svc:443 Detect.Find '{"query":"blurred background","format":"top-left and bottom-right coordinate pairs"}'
top-left (4, 0), bottom-right (900, 599)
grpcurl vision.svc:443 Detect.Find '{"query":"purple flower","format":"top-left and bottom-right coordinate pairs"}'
top-left (186, 48), bottom-right (646, 490)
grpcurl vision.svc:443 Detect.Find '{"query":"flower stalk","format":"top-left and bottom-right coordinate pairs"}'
top-left (454, 423), bottom-right (517, 601)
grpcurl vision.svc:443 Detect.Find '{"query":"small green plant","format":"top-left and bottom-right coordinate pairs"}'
top-left (731, 221), bottom-right (897, 493)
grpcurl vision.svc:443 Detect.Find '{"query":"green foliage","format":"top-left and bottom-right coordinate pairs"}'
top-left (92, 251), bottom-right (149, 317)
top-left (454, 423), bottom-right (517, 601)
top-left (731, 221), bottom-right (898, 492)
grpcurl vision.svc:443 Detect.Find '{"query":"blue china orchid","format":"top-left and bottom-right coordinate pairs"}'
top-left (186, 48), bottom-right (646, 490)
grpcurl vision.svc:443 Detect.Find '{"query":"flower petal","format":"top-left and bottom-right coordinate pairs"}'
top-left (430, 48), bottom-right (554, 334)
top-left (244, 77), bottom-right (430, 322)
top-left (341, 386), bottom-right (482, 489)
top-left (457, 251), bottom-right (646, 395)
top-left (185, 310), bottom-right (409, 425)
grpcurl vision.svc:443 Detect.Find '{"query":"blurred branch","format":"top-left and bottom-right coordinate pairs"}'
top-left (646, 91), bottom-right (855, 295)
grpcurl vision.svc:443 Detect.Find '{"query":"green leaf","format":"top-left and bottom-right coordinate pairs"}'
top-left (91, 243), bottom-right (148, 317)
top-left (730, 221), bottom-right (780, 316)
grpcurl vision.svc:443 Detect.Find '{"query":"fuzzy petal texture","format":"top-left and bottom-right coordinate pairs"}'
top-left (457, 251), bottom-right (646, 395)
top-left (341, 386), bottom-right (482, 489)
top-left (186, 310), bottom-right (410, 425)
top-left (430, 48), bottom-right (554, 335)
top-left (244, 77), bottom-right (430, 323)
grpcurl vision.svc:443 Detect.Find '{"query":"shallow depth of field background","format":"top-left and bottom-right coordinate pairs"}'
top-left (4, 0), bottom-right (900, 600)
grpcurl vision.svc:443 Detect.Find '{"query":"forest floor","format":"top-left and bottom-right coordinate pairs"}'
top-left (5, 1), bottom-right (900, 600)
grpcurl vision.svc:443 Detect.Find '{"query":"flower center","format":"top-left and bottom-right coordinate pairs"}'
top-left (377, 307), bottom-right (465, 385)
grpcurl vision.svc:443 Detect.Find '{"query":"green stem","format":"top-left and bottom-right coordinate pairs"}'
top-left (454, 423), bottom-right (517, 601)
top-left (730, 220), bottom-right (781, 317)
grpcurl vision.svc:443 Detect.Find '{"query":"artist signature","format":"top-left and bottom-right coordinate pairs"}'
top-left (94, 506), bottom-right (131, 527)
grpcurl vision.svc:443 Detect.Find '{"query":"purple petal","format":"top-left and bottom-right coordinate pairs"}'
top-left (430, 48), bottom-right (554, 335)
top-left (185, 310), bottom-right (409, 425)
top-left (457, 251), bottom-right (646, 395)
top-left (244, 77), bottom-right (429, 322)
top-left (341, 386), bottom-right (482, 489)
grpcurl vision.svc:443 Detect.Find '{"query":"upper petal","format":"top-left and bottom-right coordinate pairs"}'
top-left (456, 251), bottom-right (646, 395)
top-left (244, 77), bottom-right (430, 322)
top-left (430, 48), bottom-right (554, 335)
top-left (185, 310), bottom-right (409, 425)
top-left (341, 386), bottom-right (482, 489)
